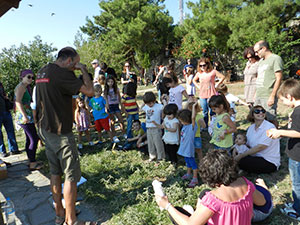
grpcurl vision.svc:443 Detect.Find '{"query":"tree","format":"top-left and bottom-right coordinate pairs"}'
top-left (0, 36), bottom-right (56, 98)
top-left (80, 0), bottom-right (173, 71)
top-left (176, 0), bottom-right (300, 75)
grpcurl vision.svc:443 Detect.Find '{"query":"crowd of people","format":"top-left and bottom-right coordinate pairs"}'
top-left (0, 39), bottom-right (299, 224)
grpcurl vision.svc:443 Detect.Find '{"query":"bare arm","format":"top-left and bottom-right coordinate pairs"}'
top-left (219, 114), bottom-right (236, 140)
top-left (192, 102), bottom-right (197, 128)
top-left (182, 90), bottom-right (189, 100)
top-left (198, 118), bottom-right (206, 129)
top-left (267, 128), bottom-right (300, 139)
top-left (215, 70), bottom-right (226, 88)
top-left (15, 84), bottom-right (29, 123)
top-left (193, 73), bottom-right (201, 90)
top-left (235, 144), bottom-right (268, 161)
top-left (268, 71), bottom-right (282, 106)
top-left (165, 122), bottom-right (179, 133)
top-left (253, 189), bottom-right (266, 206)
top-left (77, 63), bottom-right (94, 97)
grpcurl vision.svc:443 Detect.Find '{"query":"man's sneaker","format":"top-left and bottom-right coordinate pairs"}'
top-left (181, 173), bottom-right (192, 180)
top-left (123, 134), bottom-right (127, 139)
top-left (113, 136), bottom-right (120, 143)
top-left (188, 178), bottom-right (198, 188)
top-left (89, 141), bottom-right (94, 146)
top-left (78, 144), bottom-right (83, 149)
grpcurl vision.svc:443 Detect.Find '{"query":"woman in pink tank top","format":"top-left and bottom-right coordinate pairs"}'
top-left (193, 58), bottom-right (225, 127)
top-left (155, 150), bottom-right (267, 225)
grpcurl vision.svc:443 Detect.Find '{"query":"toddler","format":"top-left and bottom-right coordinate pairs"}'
top-left (121, 82), bottom-right (139, 139)
top-left (177, 103), bottom-right (199, 188)
top-left (142, 91), bottom-right (165, 162)
top-left (232, 133), bottom-right (249, 157)
top-left (75, 97), bottom-right (93, 149)
top-left (89, 84), bottom-right (114, 144)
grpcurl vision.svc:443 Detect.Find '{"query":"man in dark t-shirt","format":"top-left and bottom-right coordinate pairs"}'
top-left (36, 47), bottom-right (93, 225)
top-left (99, 62), bottom-right (117, 80)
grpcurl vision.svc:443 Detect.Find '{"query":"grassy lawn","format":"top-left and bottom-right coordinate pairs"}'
top-left (7, 81), bottom-right (298, 224)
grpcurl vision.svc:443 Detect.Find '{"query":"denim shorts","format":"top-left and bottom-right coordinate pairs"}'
top-left (194, 137), bottom-right (202, 149)
top-left (108, 104), bottom-right (121, 114)
top-left (184, 157), bottom-right (198, 170)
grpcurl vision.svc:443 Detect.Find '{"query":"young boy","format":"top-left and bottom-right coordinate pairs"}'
top-left (89, 84), bottom-right (116, 144)
top-left (123, 120), bottom-right (147, 153)
top-left (267, 79), bottom-right (300, 220)
top-left (141, 92), bottom-right (165, 162)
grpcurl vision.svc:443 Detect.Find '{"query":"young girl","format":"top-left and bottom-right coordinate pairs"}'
top-left (155, 149), bottom-right (267, 225)
top-left (75, 97), bottom-right (93, 149)
top-left (121, 82), bottom-right (139, 139)
top-left (209, 94), bottom-right (236, 152)
top-left (165, 75), bottom-right (190, 110)
top-left (185, 67), bottom-right (195, 96)
top-left (104, 76), bottom-right (126, 140)
top-left (153, 103), bottom-right (179, 165)
top-left (177, 103), bottom-right (198, 188)
top-left (185, 100), bottom-right (206, 162)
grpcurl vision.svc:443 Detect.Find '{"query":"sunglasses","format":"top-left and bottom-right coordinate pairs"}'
top-left (254, 47), bottom-right (263, 54)
top-left (199, 64), bottom-right (207, 67)
top-left (26, 75), bottom-right (34, 79)
top-left (253, 108), bottom-right (266, 114)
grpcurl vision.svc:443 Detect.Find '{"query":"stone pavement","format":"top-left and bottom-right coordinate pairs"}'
top-left (0, 152), bottom-right (107, 225)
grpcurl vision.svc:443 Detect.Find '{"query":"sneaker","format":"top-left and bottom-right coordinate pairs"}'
top-left (123, 134), bottom-right (127, 139)
top-left (285, 202), bottom-right (294, 209)
top-left (78, 144), bottom-right (83, 149)
top-left (10, 151), bottom-right (21, 155)
top-left (188, 178), bottom-right (199, 188)
top-left (181, 173), bottom-right (192, 180)
top-left (89, 141), bottom-right (94, 146)
top-left (0, 152), bottom-right (9, 157)
top-left (113, 136), bottom-right (120, 143)
top-left (281, 206), bottom-right (300, 221)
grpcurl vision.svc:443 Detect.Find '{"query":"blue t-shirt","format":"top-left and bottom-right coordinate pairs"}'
top-left (89, 96), bottom-right (108, 120)
top-left (177, 123), bottom-right (197, 157)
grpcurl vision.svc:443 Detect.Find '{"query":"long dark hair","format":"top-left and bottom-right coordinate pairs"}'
top-left (208, 93), bottom-right (230, 113)
top-left (104, 76), bottom-right (118, 98)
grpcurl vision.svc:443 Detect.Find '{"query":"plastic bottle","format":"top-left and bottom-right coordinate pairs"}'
top-left (152, 180), bottom-right (165, 211)
top-left (3, 197), bottom-right (15, 225)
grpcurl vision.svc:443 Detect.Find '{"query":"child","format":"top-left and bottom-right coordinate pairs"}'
top-left (75, 97), bottom-right (93, 149)
top-left (232, 133), bottom-right (249, 157)
top-left (177, 104), bottom-right (199, 188)
top-left (123, 120), bottom-right (148, 153)
top-left (165, 75), bottom-right (190, 110)
top-left (142, 91), bottom-right (165, 162)
top-left (216, 84), bottom-right (249, 121)
top-left (155, 149), bottom-right (268, 225)
top-left (185, 67), bottom-right (195, 96)
top-left (89, 84), bottom-right (115, 144)
top-left (121, 82), bottom-right (139, 139)
top-left (209, 94), bottom-right (237, 152)
top-left (104, 76), bottom-right (125, 141)
top-left (267, 79), bottom-right (300, 220)
top-left (185, 100), bottom-right (206, 162)
top-left (153, 104), bottom-right (179, 165)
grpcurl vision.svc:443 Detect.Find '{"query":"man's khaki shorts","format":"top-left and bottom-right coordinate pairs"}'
top-left (38, 129), bottom-right (81, 182)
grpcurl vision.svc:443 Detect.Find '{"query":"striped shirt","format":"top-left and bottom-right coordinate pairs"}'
top-left (121, 94), bottom-right (138, 115)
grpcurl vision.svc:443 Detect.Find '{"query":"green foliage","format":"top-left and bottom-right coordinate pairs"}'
top-left (176, 0), bottom-right (300, 73)
top-left (79, 0), bottom-right (173, 71)
top-left (0, 36), bottom-right (56, 98)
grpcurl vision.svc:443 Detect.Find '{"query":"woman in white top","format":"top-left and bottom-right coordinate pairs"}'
top-left (234, 105), bottom-right (280, 173)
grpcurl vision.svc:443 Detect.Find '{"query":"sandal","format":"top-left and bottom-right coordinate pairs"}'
top-left (55, 208), bottom-right (81, 225)
top-left (280, 206), bottom-right (300, 221)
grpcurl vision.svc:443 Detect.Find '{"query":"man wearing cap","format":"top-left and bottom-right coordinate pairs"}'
top-left (36, 47), bottom-right (94, 225)
top-left (91, 59), bottom-right (100, 83)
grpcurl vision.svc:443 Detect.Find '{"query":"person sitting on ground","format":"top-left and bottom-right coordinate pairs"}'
top-left (155, 149), bottom-right (267, 225)
top-left (232, 133), bottom-right (249, 157)
top-left (235, 105), bottom-right (280, 173)
top-left (123, 120), bottom-right (147, 153)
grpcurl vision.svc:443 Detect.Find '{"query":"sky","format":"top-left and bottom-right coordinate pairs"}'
top-left (0, 0), bottom-right (197, 52)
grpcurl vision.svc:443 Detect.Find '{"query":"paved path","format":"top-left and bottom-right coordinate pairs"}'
top-left (0, 153), bottom-right (105, 225)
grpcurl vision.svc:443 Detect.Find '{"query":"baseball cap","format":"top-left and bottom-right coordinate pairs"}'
top-left (91, 59), bottom-right (99, 64)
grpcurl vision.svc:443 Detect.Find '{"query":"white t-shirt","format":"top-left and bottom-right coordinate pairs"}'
top-left (234, 144), bottom-right (249, 154)
top-left (246, 120), bottom-right (280, 168)
top-left (168, 85), bottom-right (186, 110)
top-left (186, 75), bottom-right (195, 96)
top-left (93, 66), bottom-right (101, 82)
top-left (225, 93), bottom-right (240, 113)
top-left (142, 103), bottom-right (164, 128)
top-left (163, 117), bottom-right (179, 145)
